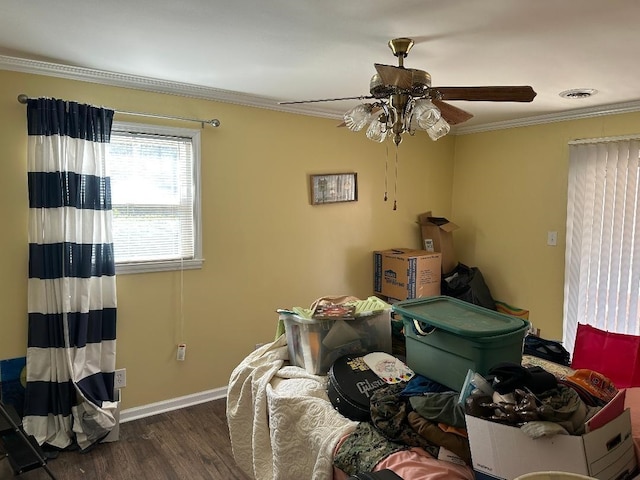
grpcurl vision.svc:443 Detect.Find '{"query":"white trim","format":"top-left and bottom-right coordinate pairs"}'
top-left (4, 53), bottom-right (640, 133)
top-left (119, 386), bottom-right (228, 423)
top-left (0, 54), bottom-right (339, 121)
top-left (455, 100), bottom-right (640, 135)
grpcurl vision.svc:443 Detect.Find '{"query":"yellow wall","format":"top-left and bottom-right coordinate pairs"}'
top-left (0, 70), bottom-right (455, 409)
top-left (451, 112), bottom-right (640, 339)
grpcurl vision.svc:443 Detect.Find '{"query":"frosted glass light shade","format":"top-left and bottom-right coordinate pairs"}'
top-left (344, 104), bottom-right (374, 132)
top-left (427, 117), bottom-right (450, 141)
top-left (366, 117), bottom-right (387, 142)
top-left (412, 99), bottom-right (441, 130)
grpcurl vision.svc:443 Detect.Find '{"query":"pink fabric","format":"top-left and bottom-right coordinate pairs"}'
top-left (333, 467), bottom-right (350, 480)
top-left (374, 448), bottom-right (474, 480)
top-left (332, 444), bottom-right (475, 480)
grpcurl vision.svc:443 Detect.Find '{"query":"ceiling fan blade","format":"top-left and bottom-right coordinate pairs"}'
top-left (434, 86), bottom-right (537, 102)
top-left (432, 100), bottom-right (474, 125)
top-left (374, 64), bottom-right (413, 90)
top-left (279, 95), bottom-right (373, 105)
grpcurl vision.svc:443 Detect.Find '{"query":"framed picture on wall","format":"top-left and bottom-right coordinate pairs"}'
top-left (310, 173), bottom-right (358, 205)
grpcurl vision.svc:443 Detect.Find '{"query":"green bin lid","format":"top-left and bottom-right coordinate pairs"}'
top-left (392, 296), bottom-right (528, 337)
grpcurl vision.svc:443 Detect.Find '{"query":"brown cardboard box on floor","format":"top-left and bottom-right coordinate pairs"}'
top-left (417, 211), bottom-right (459, 273)
top-left (373, 248), bottom-right (441, 300)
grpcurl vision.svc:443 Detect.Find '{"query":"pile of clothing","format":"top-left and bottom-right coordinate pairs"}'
top-left (333, 361), bottom-right (620, 477)
top-left (334, 374), bottom-right (472, 475)
top-left (464, 362), bottom-right (618, 439)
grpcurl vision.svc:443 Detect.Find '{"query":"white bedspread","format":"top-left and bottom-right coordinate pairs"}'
top-left (227, 335), bottom-right (358, 480)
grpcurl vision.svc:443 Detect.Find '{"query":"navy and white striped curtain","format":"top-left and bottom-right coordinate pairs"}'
top-left (22, 98), bottom-right (118, 451)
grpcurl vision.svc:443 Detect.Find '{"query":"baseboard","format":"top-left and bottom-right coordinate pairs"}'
top-left (119, 386), bottom-right (228, 423)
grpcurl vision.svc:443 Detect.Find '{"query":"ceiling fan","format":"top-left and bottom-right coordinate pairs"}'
top-left (279, 38), bottom-right (537, 145)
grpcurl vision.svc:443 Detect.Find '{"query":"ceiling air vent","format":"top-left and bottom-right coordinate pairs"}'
top-left (559, 88), bottom-right (598, 99)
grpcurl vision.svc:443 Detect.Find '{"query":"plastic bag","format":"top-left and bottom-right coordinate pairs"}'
top-left (441, 263), bottom-right (496, 310)
top-left (572, 323), bottom-right (640, 388)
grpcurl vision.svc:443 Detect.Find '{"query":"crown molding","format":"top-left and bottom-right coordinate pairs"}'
top-left (3, 54), bottom-right (639, 132)
top-left (454, 100), bottom-right (640, 135)
top-left (0, 54), bottom-right (341, 120)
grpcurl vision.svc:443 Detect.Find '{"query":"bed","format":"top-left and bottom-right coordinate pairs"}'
top-left (226, 335), bottom-right (476, 480)
top-left (226, 331), bottom-right (640, 480)
top-left (228, 303), bottom-right (640, 480)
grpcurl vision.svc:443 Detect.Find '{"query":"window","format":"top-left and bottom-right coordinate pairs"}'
top-left (563, 137), bottom-right (640, 353)
top-left (107, 122), bottom-right (202, 274)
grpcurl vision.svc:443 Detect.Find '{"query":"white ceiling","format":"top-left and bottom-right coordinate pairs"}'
top-left (2, 0), bottom-right (640, 130)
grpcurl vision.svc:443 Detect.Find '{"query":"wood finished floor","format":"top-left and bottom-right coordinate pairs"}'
top-left (0, 398), bottom-right (251, 480)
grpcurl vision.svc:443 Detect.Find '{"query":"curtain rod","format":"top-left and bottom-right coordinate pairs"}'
top-left (17, 94), bottom-right (221, 128)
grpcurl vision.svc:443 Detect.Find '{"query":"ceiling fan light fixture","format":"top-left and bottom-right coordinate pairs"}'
top-left (370, 74), bottom-right (393, 98)
top-left (410, 69), bottom-right (432, 95)
top-left (412, 99), bottom-right (441, 130)
top-left (426, 117), bottom-right (450, 141)
top-left (388, 38), bottom-right (414, 63)
top-left (365, 116), bottom-right (388, 143)
top-left (343, 104), bottom-right (374, 131)
top-left (280, 37), bottom-right (538, 148)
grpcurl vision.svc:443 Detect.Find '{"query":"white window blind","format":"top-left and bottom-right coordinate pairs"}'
top-left (107, 122), bottom-right (202, 273)
top-left (563, 137), bottom-right (640, 353)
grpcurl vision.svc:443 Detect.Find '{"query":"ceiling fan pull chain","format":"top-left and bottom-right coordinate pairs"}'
top-left (384, 143), bottom-right (389, 202)
top-left (393, 145), bottom-right (399, 211)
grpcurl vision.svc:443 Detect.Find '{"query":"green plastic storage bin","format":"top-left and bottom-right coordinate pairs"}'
top-left (393, 296), bottom-right (530, 391)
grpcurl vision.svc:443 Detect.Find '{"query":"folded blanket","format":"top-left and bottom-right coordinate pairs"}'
top-left (227, 335), bottom-right (358, 480)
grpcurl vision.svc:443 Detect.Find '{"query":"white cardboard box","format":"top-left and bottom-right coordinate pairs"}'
top-left (466, 408), bottom-right (637, 480)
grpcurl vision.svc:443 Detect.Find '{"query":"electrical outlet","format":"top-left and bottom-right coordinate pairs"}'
top-left (114, 368), bottom-right (126, 389)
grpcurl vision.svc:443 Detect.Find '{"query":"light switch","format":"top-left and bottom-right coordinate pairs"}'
top-left (547, 231), bottom-right (558, 246)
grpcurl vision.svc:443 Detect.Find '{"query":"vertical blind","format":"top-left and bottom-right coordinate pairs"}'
top-left (563, 137), bottom-right (640, 353)
top-left (107, 130), bottom-right (195, 263)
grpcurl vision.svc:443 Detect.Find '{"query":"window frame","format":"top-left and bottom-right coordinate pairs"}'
top-left (108, 121), bottom-right (204, 275)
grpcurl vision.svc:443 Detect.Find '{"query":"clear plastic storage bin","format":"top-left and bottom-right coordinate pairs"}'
top-left (282, 309), bottom-right (392, 375)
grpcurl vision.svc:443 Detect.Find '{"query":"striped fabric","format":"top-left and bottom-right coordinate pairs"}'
top-left (22, 98), bottom-right (119, 451)
top-left (494, 301), bottom-right (530, 320)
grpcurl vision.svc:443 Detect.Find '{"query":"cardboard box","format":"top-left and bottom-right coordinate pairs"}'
top-left (466, 400), bottom-right (637, 480)
top-left (373, 249), bottom-right (441, 300)
top-left (417, 211), bottom-right (459, 273)
top-left (624, 387), bottom-right (640, 465)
